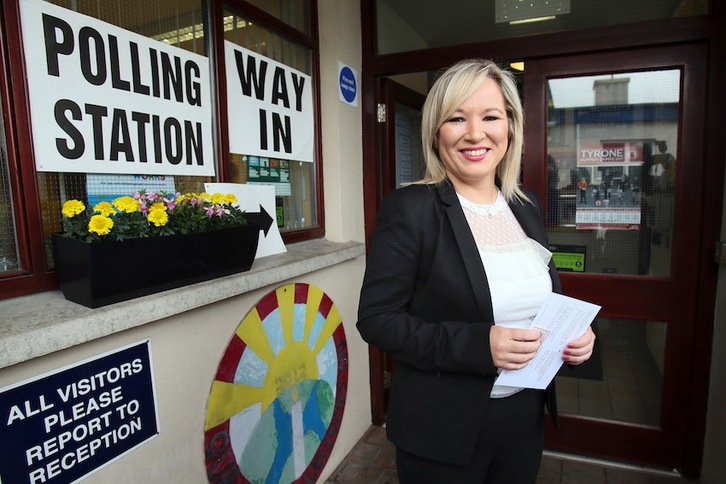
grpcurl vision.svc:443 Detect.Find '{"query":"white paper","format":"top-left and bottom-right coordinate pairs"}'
top-left (494, 293), bottom-right (601, 390)
top-left (205, 183), bottom-right (286, 258)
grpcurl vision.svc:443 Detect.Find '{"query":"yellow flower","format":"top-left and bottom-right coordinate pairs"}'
top-left (88, 214), bottom-right (114, 236)
top-left (223, 193), bottom-right (238, 204)
top-left (211, 193), bottom-right (225, 204)
top-left (114, 196), bottom-right (140, 213)
top-left (93, 201), bottom-right (117, 217)
top-left (149, 202), bottom-right (167, 213)
top-left (147, 209), bottom-right (169, 227)
top-left (61, 200), bottom-right (86, 218)
top-left (198, 192), bottom-right (211, 202)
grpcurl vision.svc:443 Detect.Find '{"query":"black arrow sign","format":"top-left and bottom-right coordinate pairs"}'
top-left (245, 204), bottom-right (275, 236)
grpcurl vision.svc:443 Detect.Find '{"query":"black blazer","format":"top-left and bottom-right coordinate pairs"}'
top-left (357, 180), bottom-right (561, 466)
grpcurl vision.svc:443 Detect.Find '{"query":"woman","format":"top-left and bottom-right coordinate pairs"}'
top-left (357, 59), bottom-right (595, 483)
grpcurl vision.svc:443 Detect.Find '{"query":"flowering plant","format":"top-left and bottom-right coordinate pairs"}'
top-left (59, 191), bottom-right (247, 242)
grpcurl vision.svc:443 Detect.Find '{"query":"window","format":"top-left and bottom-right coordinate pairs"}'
top-left (545, 70), bottom-right (680, 276)
top-left (0, 0), bottom-right (322, 299)
top-left (222, 1), bottom-right (321, 235)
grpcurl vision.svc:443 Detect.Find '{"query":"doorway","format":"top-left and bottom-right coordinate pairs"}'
top-left (522, 43), bottom-right (710, 473)
top-left (366, 43), bottom-right (713, 475)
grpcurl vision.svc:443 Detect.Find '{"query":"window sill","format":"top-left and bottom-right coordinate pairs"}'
top-left (0, 239), bottom-right (365, 370)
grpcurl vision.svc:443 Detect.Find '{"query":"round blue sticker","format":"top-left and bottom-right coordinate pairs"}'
top-left (339, 66), bottom-right (357, 103)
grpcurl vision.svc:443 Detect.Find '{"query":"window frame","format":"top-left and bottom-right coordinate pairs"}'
top-left (0, 0), bottom-right (324, 299)
top-left (0, 1), bottom-right (58, 298)
top-left (213, 0), bottom-right (324, 244)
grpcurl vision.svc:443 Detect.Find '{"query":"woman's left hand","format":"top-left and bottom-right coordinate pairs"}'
top-left (563, 326), bottom-right (596, 365)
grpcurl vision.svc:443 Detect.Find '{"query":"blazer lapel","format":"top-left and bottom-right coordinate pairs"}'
top-left (436, 181), bottom-right (495, 322)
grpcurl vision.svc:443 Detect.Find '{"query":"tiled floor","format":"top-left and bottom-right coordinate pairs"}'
top-left (326, 426), bottom-right (699, 484)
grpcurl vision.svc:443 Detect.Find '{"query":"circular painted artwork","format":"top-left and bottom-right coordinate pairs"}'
top-left (204, 283), bottom-right (348, 483)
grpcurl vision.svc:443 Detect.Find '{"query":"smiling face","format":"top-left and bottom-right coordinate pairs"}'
top-left (436, 77), bottom-right (509, 203)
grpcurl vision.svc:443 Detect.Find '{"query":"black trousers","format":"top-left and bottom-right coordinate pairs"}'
top-left (395, 389), bottom-right (546, 484)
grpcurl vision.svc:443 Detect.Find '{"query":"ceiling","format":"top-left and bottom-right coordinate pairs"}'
top-left (377, 0), bottom-right (702, 52)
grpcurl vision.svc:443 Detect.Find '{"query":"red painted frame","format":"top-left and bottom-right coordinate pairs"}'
top-left (0, 0), bottom-right (326, 299)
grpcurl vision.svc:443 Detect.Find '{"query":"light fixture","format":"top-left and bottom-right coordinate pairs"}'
top-left (495, 0), bottom-right (570, 25)
top-left (509, 16), bottom-right (557, 25)
top-left (510, 61), bottom-right (525, 71)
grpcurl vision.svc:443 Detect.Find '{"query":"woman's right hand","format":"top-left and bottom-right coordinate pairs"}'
top-left (490, 326), bottom-right (542, 370)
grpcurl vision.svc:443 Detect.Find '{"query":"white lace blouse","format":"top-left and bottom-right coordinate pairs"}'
top-left (457, 192), bottom-right (553, 398)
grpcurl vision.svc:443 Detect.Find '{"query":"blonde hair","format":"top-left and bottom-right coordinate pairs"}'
top-left (419, 59), bottom-right (529, 203)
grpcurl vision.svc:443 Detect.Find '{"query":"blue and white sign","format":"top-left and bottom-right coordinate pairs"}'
top-left (0, 340), bottom-right (159, 484)
top-left (338, 62), bottom-right (358, 107)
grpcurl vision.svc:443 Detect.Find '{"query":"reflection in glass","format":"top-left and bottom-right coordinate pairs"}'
top-left (394, 103), bottom-right (424, 187)
top-left (229, 154), bottom-right (317, 230)
top-left (556, 318), bottom-right (664, 427)
top-left (546, 70), bottom-right (680, 277)
top-left (53, 0), bottom-right (206, 55)
top-left (0, 101), bottom-right (19, 273)
top-left (224, 10), bottom-right (312, 74)
top-left (245, 0), bottom-right (312, 35)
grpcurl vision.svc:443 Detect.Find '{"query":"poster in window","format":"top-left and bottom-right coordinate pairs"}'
top-left (575, 142), bottom-right (643, 230)
top-left (225, 43), bottom-right (314, 164)
top-left (19, 0), bottom-right (215, 176)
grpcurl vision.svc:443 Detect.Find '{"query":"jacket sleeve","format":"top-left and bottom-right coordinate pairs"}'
top-left (357, 188), bottom-right (497, 375)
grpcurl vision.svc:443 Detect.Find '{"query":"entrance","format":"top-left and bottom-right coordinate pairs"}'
top-left (367, 43), bottom-right (713, 475)
top-left (522, 44), bottom-right (710, 474)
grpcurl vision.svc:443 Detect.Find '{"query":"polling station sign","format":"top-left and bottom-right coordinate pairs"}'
top-left (19, 0), bottom-right (214, 176)
top-left (0, 340), bottom-right (159, 484)
top-left (225, 43), bottom-right (314, 162)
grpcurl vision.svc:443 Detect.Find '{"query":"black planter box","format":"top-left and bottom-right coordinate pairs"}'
top-left (52, 224), bottom-right (259, 308)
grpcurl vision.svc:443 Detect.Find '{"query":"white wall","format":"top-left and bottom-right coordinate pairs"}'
top-left (319, 0), bottom-right (365, 245)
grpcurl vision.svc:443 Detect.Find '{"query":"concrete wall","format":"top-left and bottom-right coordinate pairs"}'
top-left (0, 259), bottom-right (368, 482)
top-left (319, 0), bottom-right (365, 245)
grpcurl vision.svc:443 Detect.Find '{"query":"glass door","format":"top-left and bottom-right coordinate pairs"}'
top-left (523, 44), bottom-right (709, 474)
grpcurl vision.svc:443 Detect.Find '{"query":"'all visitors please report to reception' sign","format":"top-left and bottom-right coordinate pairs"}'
top-left (0, 340), bottom-right (159, 484)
